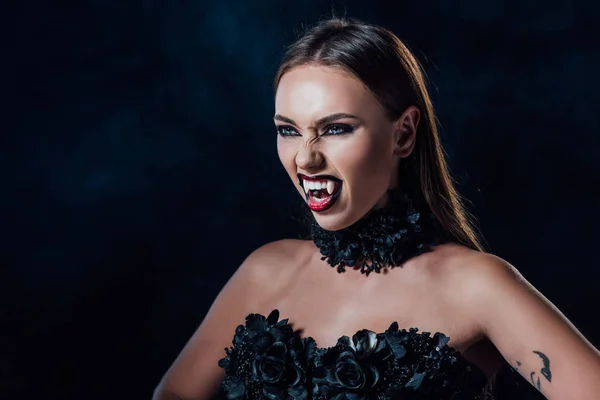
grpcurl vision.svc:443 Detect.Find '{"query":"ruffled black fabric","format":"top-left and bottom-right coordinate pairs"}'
top-left (218, 310), bottom-right (316, 400)
top-left (310, 189), bottom-right (445, 275)
top-left (219, 310), bottom-right (487, 400)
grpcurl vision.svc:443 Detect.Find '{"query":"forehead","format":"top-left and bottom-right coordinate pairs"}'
top-left (275, 65), bottom-right (379, 119)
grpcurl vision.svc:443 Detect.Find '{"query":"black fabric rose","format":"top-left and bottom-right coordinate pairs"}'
top-left (254, 339), bottom-right (315, 400)
top-left (218, 310), bottom-right (315, 400)
top-left (256, 342), bottom-right (287, 382)
top-left (312, 330), bottom-right (388, 399)
top-left (333, 351), bottom-right (368, 389)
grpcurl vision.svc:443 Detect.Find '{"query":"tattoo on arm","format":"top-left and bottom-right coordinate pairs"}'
top-left (514, 360), bottom-right (522, 371)
top-left (533, 351), bottom-right (552, 382)
top-left (530, 371), bottom-right (541, 390)
top-left (513, 351), bottom-right (552, 392)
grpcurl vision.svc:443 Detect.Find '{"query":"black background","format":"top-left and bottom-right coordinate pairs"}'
top-left (4, 1), bottom-right (600, 399)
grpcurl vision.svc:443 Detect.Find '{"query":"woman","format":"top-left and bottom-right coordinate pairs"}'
top-left (153, 18), bottom-right (600, 400)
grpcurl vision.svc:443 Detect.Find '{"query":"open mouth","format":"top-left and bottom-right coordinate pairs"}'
top-left (297, 173), bottom-right (343, 212)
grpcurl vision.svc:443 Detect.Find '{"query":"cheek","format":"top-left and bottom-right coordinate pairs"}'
top-left (331, 135), bottom-right (392, 181)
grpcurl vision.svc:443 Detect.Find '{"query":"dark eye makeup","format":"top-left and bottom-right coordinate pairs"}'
top-left (276, 123), bottom-right (355, 137)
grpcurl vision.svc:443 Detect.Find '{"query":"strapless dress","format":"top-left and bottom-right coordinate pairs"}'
top-left (218, 310), bottom-right (488, 399)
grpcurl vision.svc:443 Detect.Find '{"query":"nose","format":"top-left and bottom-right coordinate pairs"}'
top-left (295, 141), bottom-right (324, 172)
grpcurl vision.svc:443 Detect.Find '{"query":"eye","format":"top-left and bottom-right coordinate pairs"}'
top-left (323, 124), bottom-right (354, 136)
top-left (276, 125), bottom-right (300, 137)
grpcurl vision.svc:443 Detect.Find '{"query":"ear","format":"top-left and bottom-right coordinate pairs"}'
top-left (392, 106), bottom-right (420, 158)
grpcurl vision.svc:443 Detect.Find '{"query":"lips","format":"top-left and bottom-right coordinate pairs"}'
top-left (297, 173), bottom-right (343, 212)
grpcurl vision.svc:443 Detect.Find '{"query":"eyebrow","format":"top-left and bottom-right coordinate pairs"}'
top-left (273, 113), bottom-right (360, 127)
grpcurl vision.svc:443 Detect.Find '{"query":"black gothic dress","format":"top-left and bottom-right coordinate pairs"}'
top-left (217, 310), bottom-right (487, 400)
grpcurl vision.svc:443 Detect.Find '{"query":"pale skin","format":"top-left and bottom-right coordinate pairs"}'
top-left (153, 65), bottom-right (600, 400)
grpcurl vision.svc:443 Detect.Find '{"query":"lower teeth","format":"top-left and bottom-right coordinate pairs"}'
top-left (311, 189), bottom-right (329, 198)
top-left (313, 194), bottom-right (331, 202)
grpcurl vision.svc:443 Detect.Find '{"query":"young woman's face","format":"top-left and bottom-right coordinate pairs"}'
top-left (275, 65), bottom-right (418, 231)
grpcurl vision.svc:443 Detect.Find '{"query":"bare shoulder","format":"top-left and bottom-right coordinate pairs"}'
top-left (425, 244), bottom-right (543, 333)
top-left (417, 243), bottom-right (524, 323)
top-left (152, 239), bottom-right (311, 399)
top-left (246, 238), bottom-right (311, 263)
top-left (238, 238), bottom-right (313, 286)
top-left (423, 243), bottom-right (519, 289)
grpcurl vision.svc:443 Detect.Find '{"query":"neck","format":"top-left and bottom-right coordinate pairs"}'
top-left (310, 188), bottom-right (446, 275)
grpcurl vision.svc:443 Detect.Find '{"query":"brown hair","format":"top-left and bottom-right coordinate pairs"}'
top-left (274, 17), bottom-right (484, 251)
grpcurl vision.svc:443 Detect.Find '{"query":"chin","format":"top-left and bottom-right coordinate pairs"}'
top-left (311, 214), bottom-right (353, 232)
top-left (310, 205), bottom-right (369, 231)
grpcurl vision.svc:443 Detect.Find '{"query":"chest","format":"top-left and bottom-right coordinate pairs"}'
top-left (263, 264), bottom-right (479, 353)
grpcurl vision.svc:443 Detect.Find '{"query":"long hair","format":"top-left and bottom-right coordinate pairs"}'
top-left (274, 17), bottom-right (484, 252)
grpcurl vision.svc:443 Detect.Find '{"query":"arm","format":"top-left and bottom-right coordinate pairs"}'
top-left (464, 253), bottom-right (600, 399)
top-left (152, 241), bottom-right (284, 400)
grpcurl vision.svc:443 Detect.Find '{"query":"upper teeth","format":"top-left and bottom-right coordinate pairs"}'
top-left (303, 179), bottom-right (337, 195)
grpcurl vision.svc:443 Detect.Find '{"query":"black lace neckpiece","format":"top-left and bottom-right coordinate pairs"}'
top-left (311, 189), bottom-right (445, 275)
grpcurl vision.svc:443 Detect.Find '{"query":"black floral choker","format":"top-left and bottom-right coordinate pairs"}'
top-left (310, 189), bottom-right (446, 275)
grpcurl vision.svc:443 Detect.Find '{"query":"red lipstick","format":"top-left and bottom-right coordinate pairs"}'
top-left (297, 173), bottom-right (343, 213)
